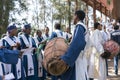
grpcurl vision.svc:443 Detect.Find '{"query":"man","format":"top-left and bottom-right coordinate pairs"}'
top-left (40, 27), bottom-right (50, 79)
top-left (111, 25), bottom-right (120, 75)
top-left (0, 46), bottom-right (20, 80)
top-left (49, 23), bottom-right (64, 40)
top-left (88, 22), bottom-right (106, 80)
top-left (34, 30), bottom-right (43, 47)
top-left (34, 29), bottom-right (46, 80)
top-left (63, 27), bottom-right (72, 42)
top-left (43, 26), bottom-right (50, 41)
top-left (2, 24), bottom-right (25, 80)
top-left (19, 24), bottom-right (38, 80)
top-left (60, 10), bottom-right (88, 80)
top-left (101, 25), bottom-right (110, 76)
top-left (0, 25), bottom-right (21, 80)
top-left (49, 23), bottom-right (65, 80)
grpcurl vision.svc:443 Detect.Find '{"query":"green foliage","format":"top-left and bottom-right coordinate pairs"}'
top-left (50, 0), bottom-right (72, 22)
top-left (0, 0), bottom-right (27, 37)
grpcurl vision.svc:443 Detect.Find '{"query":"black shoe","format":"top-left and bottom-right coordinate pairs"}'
top-left (115, 71), bottom-right (118, 75)
top-left (89, 78), bottom-right (94, 80)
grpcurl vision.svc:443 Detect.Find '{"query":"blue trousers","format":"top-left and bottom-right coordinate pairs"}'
top-left (114, 55), bottom-right (119, 74)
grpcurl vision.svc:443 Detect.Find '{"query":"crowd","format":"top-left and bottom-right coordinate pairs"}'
top-left (0, 10), bottom-right (120, 80)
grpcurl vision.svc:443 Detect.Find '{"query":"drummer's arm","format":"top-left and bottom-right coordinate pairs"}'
top-left (0, 76), bottom-right (2, 80)
top-left (49, 32), bottom-right (57, 40)
top-left (61, 26), bottom-right (86, 67)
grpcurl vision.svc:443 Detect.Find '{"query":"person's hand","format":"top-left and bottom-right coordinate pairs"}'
top-left (33, 48), bottom-right (37, 54)
top-left (16, 42), bottom-right (20, 48)
top-left (19, 51), bottom-right (24, 58)
top-left (101, 51), bottom-right (111, 59)
top-left (0, 46), bottom-right (5, 49)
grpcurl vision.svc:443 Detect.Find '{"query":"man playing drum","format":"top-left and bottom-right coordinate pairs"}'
top-left (60, 10), bottom-right (88, 80)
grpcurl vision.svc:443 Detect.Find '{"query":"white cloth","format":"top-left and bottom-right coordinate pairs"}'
top-left (37, 51), bottom-right (43, 77)
top-left (42, 34), bottom-right (49, 41)
top-left (4, 36), bottom-right (20, 47)
top-left (91, 29), bottom-right (104, 54)
top-left (75, 21), bottom-right (89, 80)
top-left (33, 37), bottom-right (39, 47)
top-left (0, 40), bottom-right (3, 46)
top-left (16, 59), bottom-right (21, 79)
top-left (20, 35), bottom-right (32, 48)
top-left (63, 32), bottom-right (72, 40)
top-left (20, 35), bottom-right (35, 76)
top-left (54, 30), bottom-right (63, 38)
top-left (27, 54), bottom-right (34, 76)
top-left (0, 62), bottom-right (3, 76)
top-left (3, 63), bottom-right (12, 75)
top-left (3, 36), bottom-right (21, 78)
top-left (21, 48), bottom-right (35, 76)
top-left (101, 30), bottom-right (109, 42)
top-left (4, 73), bottom-right (15, 80)
top-left (88, 29), bottom-right (106, 80)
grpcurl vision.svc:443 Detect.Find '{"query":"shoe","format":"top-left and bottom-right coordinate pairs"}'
top-left (115, 71), bottom-right (118, 75)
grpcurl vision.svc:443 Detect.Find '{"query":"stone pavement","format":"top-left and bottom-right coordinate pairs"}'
top-left (107, 59), bottom-right (120, 80)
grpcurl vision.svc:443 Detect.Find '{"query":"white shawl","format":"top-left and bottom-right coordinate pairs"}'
top-left (20, 35), bottom-right (35, 76)
top-left (75, 21), bottom-right (89, 80)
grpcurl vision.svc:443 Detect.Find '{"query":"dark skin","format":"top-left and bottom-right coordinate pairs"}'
top-left (9, 28), bottom-right (23, 58)
top-left (23, 28), bottom-right (31, 35)
top-left (37, 30), bottom-right (42, 38)
top-left (44, 27), bottom-right (49, 35)
top-left (23, 28), bottom-right (37, 53)
top-left (9, 29), bottom-right (21, 49)
top-left (73, 14), bottom-right (79, 25)
top-left (36, 30), bottom-right (45, 45)
top-left (98, 24), bottom-right (102, 30)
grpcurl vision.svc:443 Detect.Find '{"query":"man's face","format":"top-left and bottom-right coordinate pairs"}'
top-left (45, 28), bottom-right (49, 34)
top-left (98, 25), bottom-right (102, 30)
top-left (37, 31), bottom-right (42, 37)
top-left (66, 27), bottom-right (70, 33)
top-left (10, 28), bottom-right (17, 36)
top-left (25, 28), bottom-right (31, 35)
top-left (73, 15), bottom-right (78, 25)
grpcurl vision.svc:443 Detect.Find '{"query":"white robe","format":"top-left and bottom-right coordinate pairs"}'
top-left (75, 22), bottom-right (89, 80)
top-left (3, 36), bottom-right (22, 79)
top-left (88, 29), bottom-right (106, 80)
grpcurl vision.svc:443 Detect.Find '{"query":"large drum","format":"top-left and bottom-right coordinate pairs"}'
top-left (102, 40), bottom-right (120, 59)
top-left (43, 37), bottom-right (69, 76)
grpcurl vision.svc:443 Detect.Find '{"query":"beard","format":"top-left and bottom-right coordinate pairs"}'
top-left (73, 20), bottom-right (77, 25)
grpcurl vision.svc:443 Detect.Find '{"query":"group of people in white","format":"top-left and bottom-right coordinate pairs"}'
top-left (0, 10), bottom-right (120, 80)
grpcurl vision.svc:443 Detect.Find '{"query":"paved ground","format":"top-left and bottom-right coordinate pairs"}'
top-left (107, 59), bottom-right (120, 80)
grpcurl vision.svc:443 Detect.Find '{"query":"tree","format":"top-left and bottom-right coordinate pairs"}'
top-left (0, 0), bottom-right (14, 36)
top-left (0, 0), bottom-right (27, 37)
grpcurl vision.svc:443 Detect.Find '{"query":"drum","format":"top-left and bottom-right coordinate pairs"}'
top-left (103, 40), bottom-right (120, 59)
top-left (43, 37), bottom-right (69, 76)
